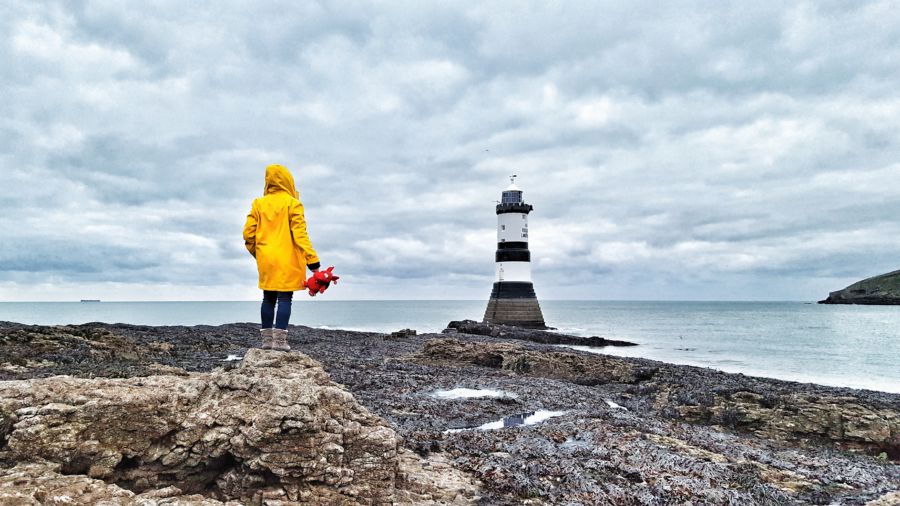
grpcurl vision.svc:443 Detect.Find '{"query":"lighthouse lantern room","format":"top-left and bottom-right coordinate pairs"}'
top-left (483, 176), bottom-right (547, 329)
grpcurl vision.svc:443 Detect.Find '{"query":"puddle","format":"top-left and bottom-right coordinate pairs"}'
top-left (431, 388), bottom-right (518, 400)
top-left (446, 410), bottom-right (568, 433)
top-left (222, 355), bottom-right (243, 362)
top-left (605, 399), bottom-right (627, 411)
top-left (561, 437), bottom-right (592, 449)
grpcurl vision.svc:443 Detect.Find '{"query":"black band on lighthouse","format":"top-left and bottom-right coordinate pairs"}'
top-left (496, 203), bottom-right (533, 215)
top-left (489, 282), bottom-right (537, 299)
top-left (496, 250), bottom-right (530, 262)
top-left (497, 241), bottom-right (528, 250)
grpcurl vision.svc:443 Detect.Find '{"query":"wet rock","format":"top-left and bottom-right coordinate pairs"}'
top-left (0, 348), bottom-right (479, 504)
top-left (677, 392), bottom-right (900, 457)
top-left (396, 449), bottom-right (481, 504)
top-left (447, 320), bottom-right (637, 347)
top-left (416, 338), bottom-right (900, 459)
top-left (388, 329), bottom-right (417, 339)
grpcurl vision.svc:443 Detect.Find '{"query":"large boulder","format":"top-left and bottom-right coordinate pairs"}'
top-left (0, 348), bottom-right (477, 505)
top-left (819, 269), bottom-right (900, 304)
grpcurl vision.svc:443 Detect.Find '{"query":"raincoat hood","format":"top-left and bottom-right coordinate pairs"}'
top-left (264, 164), bottom-right (298, 198)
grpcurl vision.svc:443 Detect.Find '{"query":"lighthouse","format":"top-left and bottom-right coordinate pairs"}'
top-left (483, 176), bottom-right (547, 329)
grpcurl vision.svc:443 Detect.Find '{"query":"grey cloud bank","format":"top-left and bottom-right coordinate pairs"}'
top-left (2, 1), bottom-right (899, 301)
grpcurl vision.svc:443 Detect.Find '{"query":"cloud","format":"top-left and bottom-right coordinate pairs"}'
top-left (2, 0), bottom-right (900, 301)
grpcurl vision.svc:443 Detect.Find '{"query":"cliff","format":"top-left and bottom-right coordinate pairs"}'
top-left (820, 269), bottom-right (900, 304)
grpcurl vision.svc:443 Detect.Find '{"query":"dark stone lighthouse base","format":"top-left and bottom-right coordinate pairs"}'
top-left (483, 282), bottom-right (547, 329)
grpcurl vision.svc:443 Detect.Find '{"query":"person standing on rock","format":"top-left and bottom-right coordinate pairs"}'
top-left (242, 164), bottom-right (320, 351)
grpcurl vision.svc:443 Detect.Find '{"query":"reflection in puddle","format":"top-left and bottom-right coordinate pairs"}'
top-left (446, 410), bottom-right (567, 433)
top-left (432, 388), bottom-right (518, 400)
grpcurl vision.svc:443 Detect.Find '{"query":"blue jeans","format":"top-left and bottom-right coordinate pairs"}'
top-left (261, 291), bottom-right (293, 330)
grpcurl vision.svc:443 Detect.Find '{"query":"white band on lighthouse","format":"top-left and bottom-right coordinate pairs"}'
top-left (496, 261), bottom-right (531, 282)
top-left (497, 213), bottom-right (529, 243)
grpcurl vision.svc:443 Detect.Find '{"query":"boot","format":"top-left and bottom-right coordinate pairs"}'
top-left (272, 329), bottom-right (291, 352)
top-left (260, 328), bottom-right (274, 349)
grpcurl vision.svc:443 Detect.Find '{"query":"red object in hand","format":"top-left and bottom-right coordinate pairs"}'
top-left (306, 266), bottom-right (340, 296)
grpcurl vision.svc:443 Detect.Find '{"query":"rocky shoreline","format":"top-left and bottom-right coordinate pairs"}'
top-left (1, 321), bottom-right (898, 504)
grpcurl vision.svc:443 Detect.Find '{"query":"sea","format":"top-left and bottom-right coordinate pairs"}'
top-left (0, 300), bottom-right (897, 394)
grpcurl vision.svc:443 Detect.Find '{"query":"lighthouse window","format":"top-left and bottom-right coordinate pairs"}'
top-left (501, 225), bottom-right (505, 230)
top-left (502, 191), bottom-right (523, 204)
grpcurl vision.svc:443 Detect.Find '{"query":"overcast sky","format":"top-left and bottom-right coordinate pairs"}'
top-left (2, 1), bottom-right (900, 301)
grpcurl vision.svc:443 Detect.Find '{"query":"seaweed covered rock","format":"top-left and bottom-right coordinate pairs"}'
top-left (415, 338), bottom-right (900, 459)
top-left (0, 348), bottom-right (478, 505)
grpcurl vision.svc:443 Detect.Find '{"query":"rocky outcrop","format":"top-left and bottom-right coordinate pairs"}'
top-left (445, 320), bottom-right (637, 347)
top-left (0, 348), bottom-right (478, 505)
top-left (0, 322), bottom-right (257, 380)
top-left (0, 462), bottom-right (229, 505)
top-left (820, 269), bottom-right (900, 304)
top-left (415, 339), bottom-right (900, 458)
top-left (677, 391), bottom-right (900, 458)
top-left (414, 338), bottom-right (654, 385)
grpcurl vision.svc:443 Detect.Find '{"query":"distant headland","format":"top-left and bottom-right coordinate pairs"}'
top-left (819, 269), bottom-right (900, 305)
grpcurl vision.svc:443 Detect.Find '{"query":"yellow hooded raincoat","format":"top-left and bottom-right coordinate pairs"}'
top-left (243, 165), bottom-right (319, 292)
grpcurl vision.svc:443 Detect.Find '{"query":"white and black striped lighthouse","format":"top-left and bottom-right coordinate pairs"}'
top-left (483, 176), bottom-right (547, 329)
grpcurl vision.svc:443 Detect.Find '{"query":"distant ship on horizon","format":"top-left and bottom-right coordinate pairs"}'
top-left (80, 299), bottom-right (101, 303)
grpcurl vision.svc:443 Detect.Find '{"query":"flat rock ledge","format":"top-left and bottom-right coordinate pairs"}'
top-left (0, 348), bottom-right (478, 505)
top-left (444, 319), bottom-right (637, 347)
